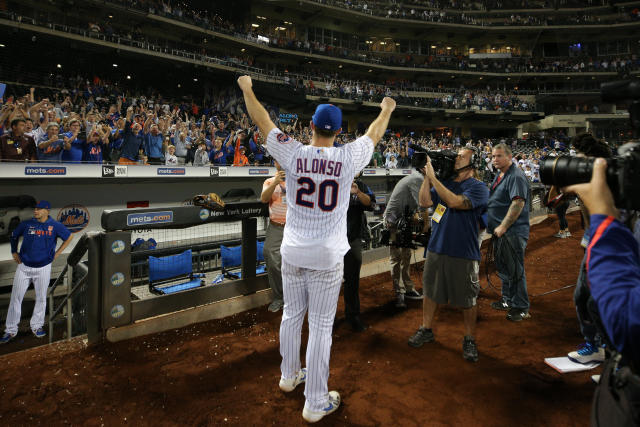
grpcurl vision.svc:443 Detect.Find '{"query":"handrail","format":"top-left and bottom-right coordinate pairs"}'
top-left (47, 234), bottom-right (90, 343)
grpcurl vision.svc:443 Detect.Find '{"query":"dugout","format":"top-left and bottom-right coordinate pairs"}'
top-left (85, 200), bottom-right (270, 344)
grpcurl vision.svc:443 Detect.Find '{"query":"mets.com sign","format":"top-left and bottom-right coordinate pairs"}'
top-left (126, 211), bottom-right (174, 226)
top-left (25, 166), bottom-right (66, 175)
top-left (157, 168), bottom-right (185, 175)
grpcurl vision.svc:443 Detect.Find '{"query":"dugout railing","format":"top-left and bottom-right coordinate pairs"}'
top-left (85, 200), bottom-right (269, 344)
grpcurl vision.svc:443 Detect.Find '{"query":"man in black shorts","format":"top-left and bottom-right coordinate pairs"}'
top-left (408, 147), bottom-right (489, 362)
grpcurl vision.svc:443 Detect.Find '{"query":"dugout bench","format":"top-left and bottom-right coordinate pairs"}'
top-left (85, 200), bottom-right (269, 344)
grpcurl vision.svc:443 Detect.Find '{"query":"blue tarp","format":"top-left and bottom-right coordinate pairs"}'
top-left (149, 249), bottom-right (192, 283)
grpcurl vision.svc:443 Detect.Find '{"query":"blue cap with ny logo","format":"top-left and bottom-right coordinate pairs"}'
top-left (35, 200), bottom-right (51, 210)
top-left (312, 104), bottom-right (342, 132)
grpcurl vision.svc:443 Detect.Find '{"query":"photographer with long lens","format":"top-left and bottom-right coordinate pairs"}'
top-left (487, 143), bottom-right (532, 322)
top-left (548, 133), bottom-right (613, 365)
top-left (407, 147), bottom-right (488, 362)
top-left (559, 158), bottom-right (640, 426)
top-left (383, 156), bottom-right (428, 308)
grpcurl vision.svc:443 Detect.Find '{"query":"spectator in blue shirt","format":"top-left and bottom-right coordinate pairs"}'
top-left (84, 127), bottom-right (109, 164)
top-left (36, 123), bottom-right (64, 163)
top-left (61, 119), bottom-right (85, 163)
top-left (118, 106), bottom-right (144, 164)
top-left (143, 114), bottom-right (164, 165)
top-left (209, 137), bottom-right (227, 165)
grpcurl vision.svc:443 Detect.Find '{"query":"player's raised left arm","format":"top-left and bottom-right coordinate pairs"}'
top-left (237, 76), bottom-right (276, 137)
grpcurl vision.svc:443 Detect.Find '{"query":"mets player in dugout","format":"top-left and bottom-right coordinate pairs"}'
top-left (1, 200), bottom-right (72, 344)
top-left (238, 75), bottom-right (396, 423)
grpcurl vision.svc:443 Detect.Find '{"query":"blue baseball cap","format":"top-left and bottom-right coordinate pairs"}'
top-left (35, 200), bottom-right (51, 210)
top-left (312, 104), bottom-right (342, 132)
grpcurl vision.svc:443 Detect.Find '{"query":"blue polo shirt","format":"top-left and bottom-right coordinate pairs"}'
top-left (487, 163), bottom-right (530, 239)
top-left (428, 178), bottom-right (489, 260)
top-left (61, 132), bottom-right (85, 163)
top-left (10, 217), bottom-right (71, 268)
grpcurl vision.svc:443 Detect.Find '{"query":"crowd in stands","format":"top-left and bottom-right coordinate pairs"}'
top-left (0, 78), bottom-right (574, 172)
top-left (108, 1), bottom-right (640, 74)
top-left (311, 0), bottom-right (636, 25)
top-left (7, 4), bottom-right (639, 90)
top-left (305, 81), bottom-right (535, 111)
top-left (328, 0), bottom-right (612, 12)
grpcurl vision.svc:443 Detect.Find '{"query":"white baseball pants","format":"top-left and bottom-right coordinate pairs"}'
top-left (279, 260), bottom-right (343, 411)
top-left (4, 263), bottom-right (52, 335)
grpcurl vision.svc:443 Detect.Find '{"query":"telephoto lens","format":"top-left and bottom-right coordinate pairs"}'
top-left (540, 156), bottom-right (596, 188)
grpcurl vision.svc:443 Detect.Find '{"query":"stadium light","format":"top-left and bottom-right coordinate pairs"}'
top-left (126, 75), bottom-right (131, 80)
top-left (193, 78), bottom-right (198, 82)
top-left (338, 65), bottom-right (343, 68)
top-left (113, 63), bottom-right (118, 68)
top-left (57, 64), bottom-right (62, 68)
top-left (108, 15), bottom-right (113, 18)
top-left (0, 44), bottom-right (5, 47)
top-left (241, 48), bottom-right (245, 52)
top-left (251, 23), bottom-right (259, 28)
top-left (431, 45), bottom-right (436, 49)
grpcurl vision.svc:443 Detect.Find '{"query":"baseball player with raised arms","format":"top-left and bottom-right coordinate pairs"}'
top-left (1, 200), bottom-right (72, 343)
top-left (238, 75), bottom-right (396, 423)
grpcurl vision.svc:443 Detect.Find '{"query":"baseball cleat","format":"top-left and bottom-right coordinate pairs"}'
top-left (279, 368), bottom-right (307, 392)
top-left (302, 391), bottom-right (340, 423)
top-left (0, 332), bottom-right (16, 344)
top-left (32, 328), bottom-right (46, 338)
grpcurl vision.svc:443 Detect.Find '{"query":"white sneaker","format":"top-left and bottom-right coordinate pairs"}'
top-left (554, 231), bottom-right (566, 238)
top-left (565, 231), bottom-right (572, 237)
top-left (302, 391), bottom-right (341, 423)
top-left (568, 342), bottom-right (605, 364)
top-left (279, 368), bottom-right (306, 392)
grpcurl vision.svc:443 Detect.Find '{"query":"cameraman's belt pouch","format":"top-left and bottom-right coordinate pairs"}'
top-left (432, 204), bottom-right (446, 223)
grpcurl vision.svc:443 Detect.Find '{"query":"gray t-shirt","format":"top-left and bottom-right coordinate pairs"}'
top-left (383, 170), bottom-right (424, 226)
top-left (487, 163), bottom-right (530, 239)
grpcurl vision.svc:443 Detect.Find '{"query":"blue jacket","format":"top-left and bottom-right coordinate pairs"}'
top-left (10, 217), bottom-right (71, 267)
top-left (587, 214), bottom-right (640, 364)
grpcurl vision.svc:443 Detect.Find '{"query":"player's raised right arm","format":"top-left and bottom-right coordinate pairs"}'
top-left (237, 76), bottom-right (276, 137)
top-left (365, 97), bottom-right (396, 146)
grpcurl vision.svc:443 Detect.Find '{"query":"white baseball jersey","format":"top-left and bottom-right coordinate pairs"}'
top-left (266, 128), bottom-right (373, 270)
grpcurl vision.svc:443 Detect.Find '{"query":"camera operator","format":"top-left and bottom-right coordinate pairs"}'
top-left (487, 143), bottom-right (531, 322)
top-left (407, 147), bottom-right (489, 362)
top-left (383, 165), bottom-right (425, 308)
top-left (563, 158), bottom-right (640, 426)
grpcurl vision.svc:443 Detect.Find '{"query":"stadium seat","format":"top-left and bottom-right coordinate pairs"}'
top-left (148, 249), bottom-right (205, 295)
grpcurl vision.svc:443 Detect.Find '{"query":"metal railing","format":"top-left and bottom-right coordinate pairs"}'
top-left (47, 234), bottom-right (89, 343)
